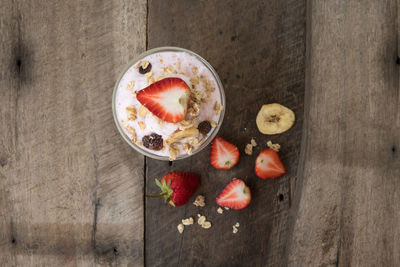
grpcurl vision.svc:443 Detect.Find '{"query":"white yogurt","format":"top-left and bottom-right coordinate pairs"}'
top-left (115, 51), bottom-right (223, 158)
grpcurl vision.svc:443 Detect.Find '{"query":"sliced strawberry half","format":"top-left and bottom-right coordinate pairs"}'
top-left (136, 77), bottom-right (190, 123)
top-left (210, 137), bottom-right (239, 169)
top-left (216, 179), bottom-right (251, 210)
top-left (255, 149), bottom-right (286, 179)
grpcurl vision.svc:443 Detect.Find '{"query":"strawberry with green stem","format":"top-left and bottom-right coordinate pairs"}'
top-left (147, 171), bottom-right (199, 207)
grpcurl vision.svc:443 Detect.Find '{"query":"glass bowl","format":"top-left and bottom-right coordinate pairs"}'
top-left (112, 46), bottom-right (225, 161)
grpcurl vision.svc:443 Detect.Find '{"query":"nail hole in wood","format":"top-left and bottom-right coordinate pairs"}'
top-left (16, 59), bottom-right (22, 67)
top-left (168, 161), bottom-right (173, 166)
top-left (396, 57), bottom-right (400, 65)
top-left (11, 238), bottom-right (16, 244)
top-left (113, 247), bottom-right (118, 255)
top-left (231, 35), bottom-right (237, 41)
top-left (392, 145), bottom-right (396, 153)
top-left (278, 194), bottom-right (284, 201)
top-left (219, 30), bottom-right (223, 35)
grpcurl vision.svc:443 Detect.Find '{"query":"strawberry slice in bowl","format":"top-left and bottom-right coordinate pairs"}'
top-left (210, 137), bottom-right (239, 170)
top-left (255, 149), bottom-right (286, 179)
top-left (216, 179), bottom-right (251, 210)
top-left (136, 77), bottom-right (190, 123)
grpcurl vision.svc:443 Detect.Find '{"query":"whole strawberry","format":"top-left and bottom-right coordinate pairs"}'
top-left (149, 171), bottom-right (199, 206)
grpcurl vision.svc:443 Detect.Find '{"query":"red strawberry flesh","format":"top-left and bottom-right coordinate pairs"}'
top-left (255, 149), bottom-right (286, 179)
top-left (210, 137), bottom-right (240, 170)
top-left (136, 77), bottom-right (190, 123)
top-left (216, 179), bottom-right (251, 210)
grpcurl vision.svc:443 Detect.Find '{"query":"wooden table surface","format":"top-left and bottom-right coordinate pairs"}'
top-left (1, 1), bottom-right (399, 266)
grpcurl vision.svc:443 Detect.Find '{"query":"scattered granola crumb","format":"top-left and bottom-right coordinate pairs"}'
top-left (177, 224), bottom-right (184, 234)
top-left (224, 207), bottom-right (229, 210)
top-left (139, 105), bottom-right (148, 118)
top-left (167, 64), bottom-right (174, 73)
top-left (126, 80), bottom-right (135, 90)
top-left (168, 146), bottom-right (178, 161)
top-left (201, 221), bottom-right (211, 229)
top-left (192, 66), bottom-right (198, 75)
top-left (138, 121), bottom-right (146, 130)
top-left (217, 207), bottom-right (223, 214)
top-left (251, 138), bottom-right (257, 147)
top-left (235, 222), bottom-right (240, 227)
top-left (134, 61), bottom-right (142, 69)
top-left (193, 195), bottom-right (205, 207)
top-left (210, 121), bottom-right (217, 127)
top-left (267, 140), bottom-right (281, 152)
top-left (213, 102), bottom-right (223, 114)
top-left (245, 144), bottom-right (253, 155)
top-left (142, 60), bottom-right (149, 69)
top-left (126, 106), bottom-right (137, 121)
top-left (197, 214), bottom-right (201, 218)
top-left (198, 216), bottom-right (206, 225)
top-left (135, 141), bottom-right (143, 146)
top-left (190, 76), bottom-right (199, 86)
top-left (182, 217), bottom-right (194, 226)
top-left (232, 226), bottom-right (238, 234)
top-left (121, 120), bottom-right (136, 142)
top-left (144, 71), bottom-right (153, 78)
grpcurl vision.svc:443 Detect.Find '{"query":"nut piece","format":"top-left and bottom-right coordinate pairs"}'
top-left (126, 106), bottom-right (137, 121)
top-left (179, 120), bottom-right (195, 130)
top-left (251, 138), bottom-right (257, 147)
top-left (138, 121), bottom-right (146, 130)
top-left (245, 144), bottom-right (253, 155)
top-left (201, 221), bottom-right (212, 229)
top-left (210, 121), bottom-right (217, 128)
top-left (267, 140), bottom-right (281, 152)
top-left (182, 217), bottom-right (194, 226)
top-left (232, 226), bottom-right (238, 234)
top-left (135, 141), bottom-right (143, 146)
top-left (138, 105), bottom-right (148, 118)
top-left (177, 224), bottom-right (184, 234)
top-left (235, 222), bottom-right (240, 227)
top-left (193, 195), bottom-right (205, 207)
top-left (214, 102), bottom-right (223, 115)
top-left (126, 81), bottom-right (135, 90)
top-left (182, 143), bottom-right (194, 155)
top-left (198, 216), bottom-right (206, 225)
top-left (217, 207), bottom-right (223, 214)
top-left (121, 120), bottom-right (136, 142)
top-left (165, 127), bottom-right (199, 145)
top-left (190, 77), bottom-right (199, 86)
top-left (134, 61), bottom-right (142, 69)
top-left (168, 146), bottom-right (178, 161)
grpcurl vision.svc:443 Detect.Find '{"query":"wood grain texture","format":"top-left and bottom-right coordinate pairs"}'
top-left (145, 0), bottom-right (305, 266)
top-left (0, 1), bottom-right (146, 266)
top-left (288, 0), bottom-right (400, 266)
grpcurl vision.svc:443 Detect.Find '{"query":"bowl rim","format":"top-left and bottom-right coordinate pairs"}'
top-left (112, 46), bottom-right (226, 161)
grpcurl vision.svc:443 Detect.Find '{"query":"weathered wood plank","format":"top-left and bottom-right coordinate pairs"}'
top-left (0, 1), bottom-right (146, 266)
top-left (288, 0), bottom-right (400, 266)
top-left (146, 0), bottom-right (305, 266)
